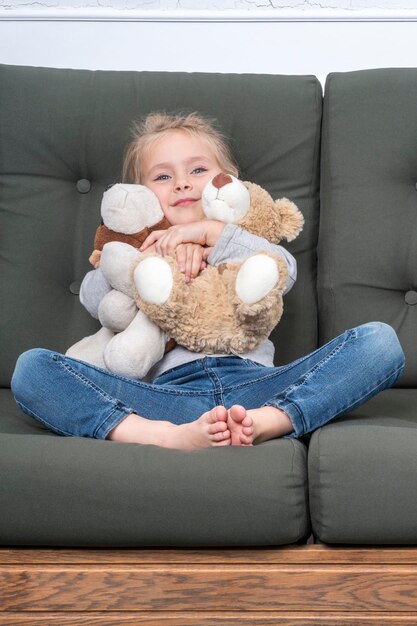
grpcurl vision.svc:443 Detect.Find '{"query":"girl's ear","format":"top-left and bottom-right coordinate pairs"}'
top-left (275, 198), bottom-right (305, 242)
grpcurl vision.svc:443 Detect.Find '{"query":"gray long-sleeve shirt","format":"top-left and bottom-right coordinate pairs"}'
top-left (80, 224), bottom-right (297, 381)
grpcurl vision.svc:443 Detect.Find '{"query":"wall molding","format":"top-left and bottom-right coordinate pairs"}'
top-left (1, 8), bottom-right (417, 22)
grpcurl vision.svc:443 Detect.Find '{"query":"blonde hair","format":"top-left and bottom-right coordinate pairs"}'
top-left (122, 112), bottom-right (239, 183)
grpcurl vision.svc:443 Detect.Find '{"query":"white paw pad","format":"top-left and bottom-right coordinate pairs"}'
top-left (134, 257), bottom-right (173, 305)
top-left (235, 255), bottom-right (279, 305)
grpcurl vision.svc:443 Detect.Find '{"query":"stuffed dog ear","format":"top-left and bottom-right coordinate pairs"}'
top-left (274, 198), bottom-right (304, 242)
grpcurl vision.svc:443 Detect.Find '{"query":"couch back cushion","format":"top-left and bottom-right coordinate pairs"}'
top-left (0, 64), bottom-right (322, 386)
top-left (319, 68), bottom-right (417, 386)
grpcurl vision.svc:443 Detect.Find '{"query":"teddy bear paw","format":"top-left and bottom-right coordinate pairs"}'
top-left (133, 256), bottom-right (173, 305)
top-left (235, 254), bottom-right (280, 305)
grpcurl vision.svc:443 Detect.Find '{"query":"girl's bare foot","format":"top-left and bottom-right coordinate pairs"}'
top-left (227, 405), bottom-right (255, 446)
top-left (247, 406), bottom-right (294, 443)
top-left (108, 406), bottom-right (231, 450)
top-left (227, 404), bottom-right (294, 445)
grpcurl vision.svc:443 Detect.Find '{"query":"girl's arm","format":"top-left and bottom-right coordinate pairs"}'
top-left (139, 220), bottom-right (225, 256)
top-left (80, 220), bottom-right (297, 316)
top-left (140, 220), bottom-right (297, 294)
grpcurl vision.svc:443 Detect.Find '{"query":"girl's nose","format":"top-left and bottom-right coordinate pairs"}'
top-left (175, 177), bottom-right (192, 191)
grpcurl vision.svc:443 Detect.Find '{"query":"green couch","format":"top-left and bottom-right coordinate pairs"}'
top-left (1, 64), bottom-right (416, 551)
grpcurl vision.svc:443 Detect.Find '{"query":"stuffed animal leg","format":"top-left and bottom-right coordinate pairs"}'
top-left (97, 242), bottom-right (169, 378)
top-left (67, 241), bottom-right (168, 378)
top-left (91, 241), bottom-right (143, 334)
top-left (103, 309), bottom-right (167, 379)
top-left (132, 251), bottom-right (288, 354)
top-left (66, 241), bottom-right (140, 368)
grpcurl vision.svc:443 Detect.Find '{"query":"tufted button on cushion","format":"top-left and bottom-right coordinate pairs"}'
top-left (76, 179), bottom-right (91, 193)
top-left (405, 290), bottom-right (417, 305)
top-left (69, 281), bottom-right (81, 295)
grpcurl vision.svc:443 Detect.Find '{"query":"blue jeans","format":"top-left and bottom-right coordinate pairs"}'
top-left (11, 322), bottom-right (405, 441)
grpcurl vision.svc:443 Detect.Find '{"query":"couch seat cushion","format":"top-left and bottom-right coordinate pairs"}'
top-left (308, 389), bottom-right (417, 544)
top-left (0, 389), bottom-right (309, 546)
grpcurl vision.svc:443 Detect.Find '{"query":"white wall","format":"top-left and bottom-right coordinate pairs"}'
top-left (1, 1), bottom-right (417, 85)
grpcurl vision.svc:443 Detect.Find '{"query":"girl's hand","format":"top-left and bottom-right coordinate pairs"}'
top-left (140, 242), bottom-right (157, 255)
top-left (140, 221), bottom-right (225, 257)
top-left (175, 243), bottom-right (212, 282)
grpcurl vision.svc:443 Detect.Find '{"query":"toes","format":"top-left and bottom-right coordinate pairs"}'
top-left (229, 404), bottom-right (246, 424)
top-left (206, 405), bottom-right (227, 426)
top-left (226, 405), bottom-right (254, 446)
top-left (242, 426), bottom-right (253, 436)
top-left (215, 436), bottom-right (232, 446)
top-left (213, 406), bottom-right (228, 423)
top-left (239, 433), bottom-right (254, 445)
top-left (212, 430), bottom-right (231, 442)
top-left (208, 420), bottom-right (228, 435)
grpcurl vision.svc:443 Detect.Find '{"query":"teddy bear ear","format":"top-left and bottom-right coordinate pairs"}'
top-left (275, 198), bottom-right (305, 242)
top-left (102, 184), bottom-right (163, 234)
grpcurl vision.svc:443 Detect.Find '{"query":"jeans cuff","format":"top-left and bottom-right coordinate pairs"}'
top-left (262, 398), bottom-right (306, 439)
top-left (94, 402), bottom-right (135, 440)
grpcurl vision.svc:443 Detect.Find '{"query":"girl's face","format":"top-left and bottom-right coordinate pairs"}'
top-left (141, 130), bottom-right (223, 225)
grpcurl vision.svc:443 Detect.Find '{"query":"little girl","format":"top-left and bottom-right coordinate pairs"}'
top-left (11, 112), bottom-right (405, 450)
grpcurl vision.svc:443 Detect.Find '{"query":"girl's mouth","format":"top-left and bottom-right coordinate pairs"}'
top-left (173, 198), bottom-right (198, 207)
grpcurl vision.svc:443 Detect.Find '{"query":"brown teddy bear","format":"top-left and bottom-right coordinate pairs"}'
top-left (131, 174), bottom-right (303, 354)
top-left (66, 176), bottom-right (303, 378)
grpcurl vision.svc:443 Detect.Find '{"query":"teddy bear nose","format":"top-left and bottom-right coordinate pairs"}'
top-left (212, 173), bottom-right (233, 189)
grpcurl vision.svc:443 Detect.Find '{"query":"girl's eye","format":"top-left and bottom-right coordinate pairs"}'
top-left (154, 174), bottom-right (170, 181)
top-left (192, 167), bottom-right (208, 175)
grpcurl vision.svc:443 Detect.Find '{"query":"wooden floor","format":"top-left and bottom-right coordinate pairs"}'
top-left (1, 545), bottom-right (417, 624)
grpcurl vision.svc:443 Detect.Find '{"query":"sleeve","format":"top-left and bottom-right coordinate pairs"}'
top-left (207, 223), bottom-right (297, 295)
top-left (79, 268), bottom-right (112, 319)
